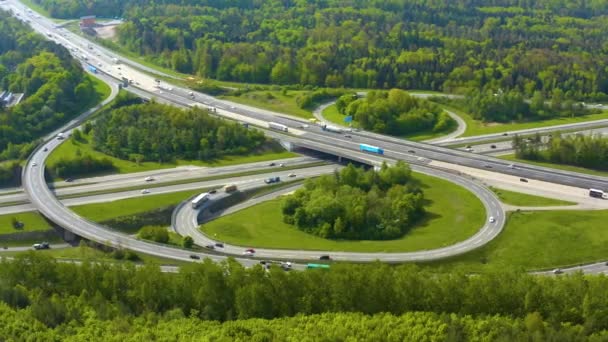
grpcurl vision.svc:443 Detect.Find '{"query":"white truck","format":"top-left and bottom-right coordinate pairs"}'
top-left (268, 122), bottom-right (288, 132)
top-left (112, 57), bottom-right (120, 64)
top-left (322, 124), bottom-right (344, 133)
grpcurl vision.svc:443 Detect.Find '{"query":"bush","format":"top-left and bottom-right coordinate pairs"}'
top-left (183, 236), bottom-right (194, 249)
top-left (138, 226), bottom-right (169, 244)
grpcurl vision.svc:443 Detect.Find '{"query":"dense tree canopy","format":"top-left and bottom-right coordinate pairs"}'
top-left (282, 162), bottom-right (425, 240)
top-left (90, 102), bottom-right (266, 162)
top-left (341, 89), bottom-right (454, 135)
top-left (32, 0), bottom-right (608, 100)
top-left (0, 10), bottom-right (100, 163)
top-left (3, 253), bottom-right (608, 338)
top-left (514, 132), bottom-right (608, 171)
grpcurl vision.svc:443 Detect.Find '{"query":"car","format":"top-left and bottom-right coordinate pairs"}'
top-left (502, 132), bottom-right (509, 136)
top-left (189, 254), bottom-right (201, 260)
top-left (214, 242), bottom-right (224, 248)
top-left (141, 189), bottom-right (150, 194)
top-left (288, 173), bottom-right (296, 177)
top-left (490, 145), bottom-right (496, 149)
top-left (259, 260), bottom-right (269, 265)
top-left (245, 248), bottom-right (255, 253)
top-left (209, 189), bottom-right (218, 194)
top-left (204, 244), bottom-right (215, 250)
top-left (344, 134), bottom-right (352, 138)
top-left (553, 268), bottom-right (563, 275)
top-left (489, 216), bottom-right (495, 223)
top-left (65, 178), bottom-right (74, 182)
top-left (520, 178), bottom-right (528, 182)
top-left (465, 145), bottom-right (472, 149)
top-left (279, 163), bottom-right (285, 167)
top-left (98, 63), bottom-right (102, 67)
top-left (144, 176), bottom-right (155, 182)
top-left (32, 162), bottom-right (37, 166)
top-left (230, 106), bottom-right (236, 109)
top-left (465, 148), bottom-right (473, 152)
top-left (319, 255), bottom-right (331, 260)
top-left (32, 242), bottom-right (49, 250)
top-left (508, 164), bottom-right (515, 169)
top-left (408, 150), bottom-right (416, 154)
top-left (43, 147), bottom-right (48, 152)
top-left (484, 164), bottom-right (492, 168)
top-left (268, 162), bottom-right (276, 167)
top-left (281, 261), bottom-right (292, 270)
top-left (243, 249), bottom-right (255, 256)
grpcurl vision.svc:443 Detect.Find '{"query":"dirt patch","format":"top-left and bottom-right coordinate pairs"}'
top-left (94, 24), bottom-right (120, 40)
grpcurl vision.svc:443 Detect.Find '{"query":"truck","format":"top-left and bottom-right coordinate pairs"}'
top-left (589, 188), bottom-right (607, 199)
top-left (112, 57), bottom-right (120, 64)
top-left (81, 54), bottom-right (88, 61)
top-left (191, 192), bottom-right (210, 209)
top-left (264, 176), bottom-right (281, 184)
top-left (56, 132), bottom-right (65, 140)
top-left (360, 143), bottom-right (384, 155)
top-left (87, 64), bottom-right (97, 73)
top-left (268, 122), bottom-right (288, 132)
top-left (322, 124), bottom-right (344, 133)
top-left (224, 184), bottom-right (238, 193)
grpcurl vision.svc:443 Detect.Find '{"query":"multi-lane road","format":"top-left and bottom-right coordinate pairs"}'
top-left (4, 0), bottom-right (608, 268)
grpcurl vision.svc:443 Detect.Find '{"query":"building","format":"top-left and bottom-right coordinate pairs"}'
top-left (0, 91), bottom-right (24, 108)
top-left (79, 15), bottom-right (96, 28)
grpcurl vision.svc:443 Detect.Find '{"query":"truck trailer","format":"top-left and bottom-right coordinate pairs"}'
top-left (268, 122), bottom-right (288, 132)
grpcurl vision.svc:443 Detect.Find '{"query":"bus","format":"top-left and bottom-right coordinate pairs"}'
top-left (359, 143), bottom-right (384, 155)
top-left (191, 192), bottom-right (210, 209)
top-left (589, 188), bottom-right (605, 199)
top-left (307, 263), bottom-right (330, 269)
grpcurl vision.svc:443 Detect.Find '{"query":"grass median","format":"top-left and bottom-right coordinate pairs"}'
top-left (490, 187), bottom-right (576, 207)
top-left (200, 172), bottom-right (485, 252)
top-left (500, 154), bottom-right (608, 177)
top-left (221, 90), bottom-right (314, 119)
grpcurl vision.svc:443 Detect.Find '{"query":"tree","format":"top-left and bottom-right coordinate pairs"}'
top-left (183, 236), bottom-right (194, 249)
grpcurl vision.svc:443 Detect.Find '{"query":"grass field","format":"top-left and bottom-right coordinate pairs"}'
top-left (433, 102), bottom-right (608, 137)
top-left (201, 172), bottom-right (485, 252)
top-left (429, 210), bottom-right (608, 272)
top-left (70, 188), bottom-right (205, 222)
top-left (0, 211), bottom-right (53, 235)
top-left (222, 90), bottom-right (314, 119)
top-left (322, 104), bottom-right (456, 142)
top-left (490, 187), bottom-right (576, 207)
top-left (47, 133), bottom-right (298, 178)
top-left (88, 74), bottom-right (112, 103)
top-left (500, 154), bottom-right (608, 177)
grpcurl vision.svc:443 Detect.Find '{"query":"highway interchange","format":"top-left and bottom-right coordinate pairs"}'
top-left (2, 0), bottom-right (608, 272)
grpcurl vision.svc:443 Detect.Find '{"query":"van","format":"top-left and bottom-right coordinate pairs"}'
top-left (225, 184), bottom-right (237, 193)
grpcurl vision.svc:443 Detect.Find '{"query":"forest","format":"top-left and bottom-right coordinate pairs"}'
top-left (32, 0), bottom-right (608, 100)
top-left (514, 133), bottom-right (608, 171)
top-left (282, 162), bottom-right (425, 240)
top-left (90, 101), bottom-right (266, 163)
top-left (0, 11), bottom-right (100, 159)
top-left (338, 89), bottom-right (454, 135)
top-left (3, 253), bottom-right (608, 340)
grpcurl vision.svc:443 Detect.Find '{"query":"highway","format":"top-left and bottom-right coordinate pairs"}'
top-left (0, 164), bottom-right (338, 215)
top-left (0, 156), bottom-right (320, 206)
top-left (173, 163), bottom-right (505, 262)
top-left (6, 0), bottom-right (608, 193)
top-left (4, 0), bottom-right (608, 268)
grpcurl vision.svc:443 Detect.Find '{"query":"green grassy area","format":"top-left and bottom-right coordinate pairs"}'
top-left (322, 103), bottom-right (455, 142)
top-left (18, 0), bottom-right (51, 18)
top-left (490, 187), bottom-right (576, 207)
top-left (500, 154), bottom-right (608, 177)
top-left (433, 102), bottom-right (608, 137)
top-left (429, 210), bottom-right (608, 272)
top-left (47, 133), bottom-right (298, 178)
top-left (1, 245), bottom-right (188, 265)
top-left (0, 235), bottom-right (63, 248)
top-left (88, 74), bottom-right (112, 102)
top-left (70, 188), bottom-right (205, 222)
top-left (0, 211), bottom-right (53, 235)
top-left (221, 90), bottom-right (314, 119)
top-left (201, 172), bottom-right (485, 252)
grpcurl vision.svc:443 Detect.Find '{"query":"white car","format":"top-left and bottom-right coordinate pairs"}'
top-left (145, 176), bottom-right (155, 182)
top-left (553, 268), bottom-right (563, 275)
top-left (141, 189), bottom-right (150, 194)
top-left (32, 162), bottom-right (37, 166)
top-left (489, 216), bottom-right (495, 223)
top-left (288, 173), bottom-right (296, 177)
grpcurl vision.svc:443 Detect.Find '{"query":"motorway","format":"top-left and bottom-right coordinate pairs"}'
top-left (0, 164), bottom-right (338, 215)
top-left (0, 156), bottom-right (320, 207)
top-left (3, 0), bottom-right (608, 268)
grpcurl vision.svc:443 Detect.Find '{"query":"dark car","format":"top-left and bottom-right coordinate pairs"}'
top-left (189, 254), bottom-right (201, 260)
top-left (484, 164), bottom-right (492, 168)
top-left (268, 162), bottom-right (276, 167)
top-left (319, 255), bottom-right (331, 260)
top-left (215, 242), bottom-right (224, 248)
top-left (43, 147), bottom-right (48, 152)
top-left (209, 189), bottom-right (218, 194)
top-left (490, 145), bottom-right (496, 149)
top-left (65, 178), bottom-right (74, 182)
top-left (204, 244), bottom-right (215, 250)
top-left (408, 150), bottom-right (416, 154)
top-left (520, 178), bottom-right (528, 182)
top-left (502, 132), bottom-right (509, 136)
